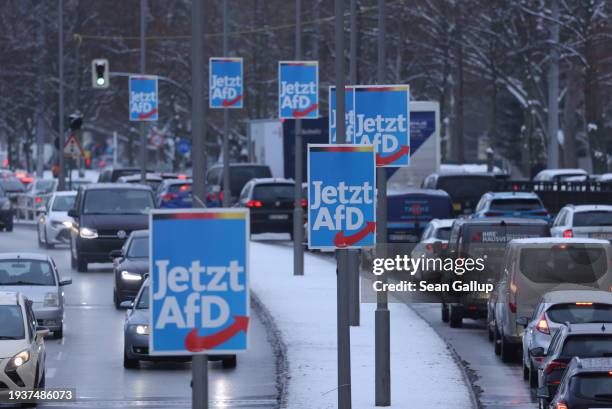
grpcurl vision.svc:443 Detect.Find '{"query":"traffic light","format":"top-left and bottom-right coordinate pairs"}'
top-left (91, 59), bottom-right (110, 89)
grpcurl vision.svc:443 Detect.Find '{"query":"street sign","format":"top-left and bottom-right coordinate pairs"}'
top-left (209, 58), bottom-right (243, 109)
top-left (329, 85), bottom-right (410, 167)
top-left (129, 75), bottom-right (158, 121)
top-left (278, 61), bottom-right (318, 119)
top-left (307, 144), bottom-right (376, 249)
top-left (149, 209), bottom-right (250, 355)
top-left (63, 133), bottom-right (84, 159)
top-left (177, 138), bottom-right (192, 156)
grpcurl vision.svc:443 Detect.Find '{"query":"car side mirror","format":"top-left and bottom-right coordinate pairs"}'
top-left (536, 387), bottom-right (550, 400)
top-left (516, 317), bottom-right (529, 327)
top-left (119, 300), bottom-right (134, 309)
top-left (68, 209), bottom-right (78, 218)
top-left (59, 277), bottom-right (72, 286)
top-left (35, 326), bottom-right (50, 338)
top-left (530, 347), bottom-right (546, 358)
top-left (109, 249), bottom-right (123, 260)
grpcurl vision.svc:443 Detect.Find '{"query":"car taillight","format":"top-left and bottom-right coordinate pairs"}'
top-left (177, 174), bottom-right (187, 179)
top-left (575, 302), bottom-right (593, 306)
top-left (509, 302), bottom-right (517, 313)
top-left (301, 199), bottom-right (307, 208)
top-left (247, 200), bottom-right (263, 208)
top-left (545, 360), bottom-right (567, 375)
top-left (162, 193), bottom-right (177, 202)
top-left (35, 196), bottom-right (43, 204)
top-left (426, 244), bottom-right (434, 253)
top-left (563, 229), bottom-right (573, 238)
top-left (536, 313), bottom-right (550, 334)
top-left (554, 401), bottom-right (568, 409)
top-left (441, 243), bottom-right (448, 250)
top-left (509, 272), bottom-right (517, 313)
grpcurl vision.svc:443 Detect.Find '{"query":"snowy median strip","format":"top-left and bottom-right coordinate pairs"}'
top-left (250, 241), bottom-right (472, 408)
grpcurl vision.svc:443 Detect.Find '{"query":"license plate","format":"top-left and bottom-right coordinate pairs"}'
top-left (269, 214), bottom-right (289, 220)
top-left (590, 232), bottom-right (612, 239)
top-left (388, 234), bottom-right (417, 242)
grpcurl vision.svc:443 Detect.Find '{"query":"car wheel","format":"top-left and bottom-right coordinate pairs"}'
top-left (53, 325), bottom-right (63, 340)
top-left (500, 333), bottom-right (515, 363)
top-left (441, 304), bottom-right (449, 323)
top-left (529, 364), bottom-right (538, 388)
top-left (449, 305), bottom-right (463, 328)
top-left (123, 351), bottom-right (139, 369)
top-left (76, 253), bottom-right (88, 273)
top-left (222, 355), bottom-right (237, 369)
top-left (493, 325), bottom-right (501, 356)
top-left (44, 229), bottom-right (54, 249)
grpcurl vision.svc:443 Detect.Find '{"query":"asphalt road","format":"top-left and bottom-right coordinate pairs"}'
top-left (0, 225), bottom-right (278, 409)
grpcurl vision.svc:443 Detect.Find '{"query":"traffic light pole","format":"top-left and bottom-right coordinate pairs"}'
top-left (293, 0), bottom-right (304, 276)
top-left (139, 0), bottom-right (147, 184)
top-left (221, 0), bottom-right (231, 208)
top-left (57, 0), bottom-right (65, 191)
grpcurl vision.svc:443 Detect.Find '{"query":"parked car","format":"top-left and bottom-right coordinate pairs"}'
top-left (519, 290), bottom-right (612, 387)
top-left (111, 230), bottom-right (149, 308)
top-left (410, 218), bottom-right (454, 280)
top-left (237, 178), bottom-right (295, 237)
top-left (0, 254), bottom-right (71, 338)
top-left (539, 357), bottom-right (612, 409)
top-left (533, 323), bottom-right (612, 407)
top-left (0, 291), bottom-right (49, 391)
top-left (421, 172), bottom-right (498, 215)
top-left (205, 163), bottom-right (272, 206)
top-left (472, 191), bottom-right (549, 221)
top-left (387, 188), bottom-right (453, 243)
top-left (551, 204), bottom-right (612, 240)
top-left (491, 238), bottom-right (612, 363)
top-left (0, 185), bottom-right (13, 232)
top-left (156, 179), bottom-right (193, 208)
top-left (37, 191), bottom-right (77, 248)
top-left (533, 168), bottom-right (588, 182)
top-left (443, 218), bottom-right (550, 329)
top-left (69, 184), bottom-right (155, 272)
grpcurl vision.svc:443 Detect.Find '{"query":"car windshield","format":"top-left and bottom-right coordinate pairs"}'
top-left (572, 374), bottom-right (612, 400)
top-left (52, 195), bottom-right (76, 211)
top-left (136, 286), bottom-right (149, 309)
top-left (253, 184), bottom-right (294, 201)
top-left (128, 237), bottom-right (149, 258)
top-left (0, 259), bottom-right (56, 286)
top-left (519, 245), bottom-right (608, 284)
top-left (435, 227), bottom-right (451, 240)
top-left (229, 167), bottom-right (272, 197)
top-left (34, 180), bottom-right (55, 193)
top-left (547, 304), bottom-right (612, 324)
top-left (490, 199), bottom-right (542, 211)
top-left (0, 306), bottom-right (25, 340)
top-left (561, 335), bottom-right (612, 359)
top-left (574, 211), bottom-right (612, 227)
top-left (437, 176), bottom-right (496, 200)
top-left (83, 189), bottom-right (153, 215)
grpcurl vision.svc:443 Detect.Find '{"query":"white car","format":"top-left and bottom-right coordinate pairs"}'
top-left (37, 191), bottom-right (77, 248)
top-left (533, 168), bottom-right (587, 182)
top-left (551, 204), bottom-right (612, 240)
top-left (0, 292), bottom-right (48, 393)
top-left (410, 218), bottom-right (454, 280)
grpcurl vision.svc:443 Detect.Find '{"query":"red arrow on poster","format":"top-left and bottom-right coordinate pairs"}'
top-left (63, 133), bottom-right (85, 158)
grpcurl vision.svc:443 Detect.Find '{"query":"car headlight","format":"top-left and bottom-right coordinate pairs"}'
top-left (79, 227), bottom-right (98, 239)
top-left (1, 201), bottom-right (10, 210)
top-left (62, 220), bottom-right (72, 228)
top-left (5, 350), bottom-right (30, 372)
top-left (121, 270), bottom-right (142, 281)
top-left (44, 292), bottom-right (59, 307)
top-left (130, 324), bottom-right (149, 335)
top-left (51, 220), bottom-right (64, 228)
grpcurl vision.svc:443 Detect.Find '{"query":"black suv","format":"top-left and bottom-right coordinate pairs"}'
top-left (69, 184), bottom-right (155, 272)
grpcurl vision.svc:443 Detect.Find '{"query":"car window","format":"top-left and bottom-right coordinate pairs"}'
top-left (136, 286), bottom-right (149, 309)
top-left (435, 227), bottom-right (451, 240)
top-left (561, 335), bottom-right (612, 358)
top-left (0, 305), bottom-right (25, 340)
top-left (571, 374), bottom-right (612, 399)
top-left (239, 183), bottom-right (250, 201)
top-left (546, 303), bottom-right (612, 324)
top-left (490, 198), bottom-right (542, 211)
top-left (83, 189), bottom-right (153, 215)
top-left (573, 211), bottom-right (612, 227)
top-left (128, 236), bottom-right (149, 258)
top-left (0, 260), bottom-right (56, 286)
top-left (0, 177), bottom-right (25, 192)
top-left (553, 210), bottom-right (565, 227)
top-left (35, 179), bottom-right (56, 193)
top-left (52, 195), bottom-right (76, 211)
top-left (252, 184), bottom-right (294, 201)
top-left (25, 301), bottom-right (36, 340)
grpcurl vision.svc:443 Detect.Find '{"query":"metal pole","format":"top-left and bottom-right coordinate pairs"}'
top-left (140, 0), bottom-right (147, 183)
top-left (293, 0), bottom-right (305, 275)
top-left (348, 0), bottom-right (360, 327)
top-left (335, 0), bottom-right (351, 407)
top-left (547, 0), bottom-right (560, 169)
top-left (191, 0), bottom-right (208, 406)
top-left (221, 0), bottom-right (231, 207)
top-left (58, 0), bottom-right (65, 191)
top-left (375, 0), bottom-right (390, 406)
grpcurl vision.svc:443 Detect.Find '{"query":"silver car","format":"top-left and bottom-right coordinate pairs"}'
top-left (0, 253), bottom-right (71, 338)
top-left (551, 204), bottom-right (612, 240)
top-left (518, 289), bottom-right (612, 388)
top-left (37, 191), bottom-right (77, 248)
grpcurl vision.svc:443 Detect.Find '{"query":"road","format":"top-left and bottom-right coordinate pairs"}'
top-left (1, 225), bottom-right (278, 409)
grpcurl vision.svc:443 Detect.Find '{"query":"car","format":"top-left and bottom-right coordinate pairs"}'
top-left (386, 188), bottom-right (453, 243)
top-left (122, 279), bottom-right (236, 369)
top-left (442, 218), bottom-right (550, 329)
top-left (237, 178), bottom-right (295, 237)
top-left (37, 191), bottom-right (77, 248)
top-left (519, 290), bottom-right (612, 388)
top-left (0, 254), bottom-right (71, 338)
top-left (491, 238), bottom-right (612, 363)
top-left (472, 191), bottom-right (549, 221)
top-left (112, 230), bottom-right (149, 308)
top-left (117, 173), bottom-right (163, 192)
top-left (0, 292), bottom-right (49, 393)
top-left (205, 163), bottom-right (272, 206)
top-left (539, 357), bottom-right (612, 409)
top-left (156, 179), bottom-right (193, 208)
top-left (551, 204), bottom-right (612, 240)
top-left (532, 323), bottom-right (612, 407)
top-left (0, 185), bottom-right (13, 232)
top-left (410, 218), bottom-right (454, 280)
top-left (97, 167), bottom-right (155, 183)
top-left (421, 172), bottom-right (498, 215)
top-left (533, 168), bottom-right (588, 182)
top-left (17, 178), bottom-right (58, 220)
top-left (0, 175), bottom-right (25, 210)
top-left (69, 183), bottom-right (155, 272)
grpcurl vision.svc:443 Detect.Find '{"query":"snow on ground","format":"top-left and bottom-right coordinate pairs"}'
top-left (250, 241), bottom-right (473, 409)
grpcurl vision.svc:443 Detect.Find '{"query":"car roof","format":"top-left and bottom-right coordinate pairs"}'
top-left (52, 191), bottom-right (77, 197)
top-left (570, 357), bottom-right (612, 372)
top-left (387, 188), bottom-right (450, 197)
top-left (511, 237), bottom-right (609, 245)
top-left (536, 168), bottom-right (587, 177)
top-left (250, 178), bottom-right (294, 185)
top-left (209, 163), bottom-right (267, 169)
top-left (0, 291), bottom-right (20, 306)
top-left (485, 191), bottom-right (539, 199)
top-left (459, 217), bottom-right (548, 226)
top-left (542, 290), bottom-right (612, 304)
top-left (430, 219), bottom-right (455, 227)
top-left (0, 253), bottom-right (50, 262)
top-left (81, 183), bottom-right (152, 191)
top-left (118, 174), bottom-right (162, 182)
top-left (565, 204), bottom-right (612, 212)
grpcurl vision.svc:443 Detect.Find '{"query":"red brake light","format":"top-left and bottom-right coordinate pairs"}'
top-left (301, 198), bottom-right (307, 208)
top-left (563, 229), bottom-right (573, 238)
top-left (179, 185), bottom-right (190, 192)
top-left (536, 313), bottom-right (550, 334)
top-left (441, 243), bottom-right (448, 250)
top-left (426, 244), bottom-right (434, 252)
top-left (555, 402), bottom-right (568, 409)
top-left (34, 196), bottom-right (43, 204)
top-left (161, 193), bottom-right (177, 202)
top-left (177, 174), bottom-right (187, 180)
top-left (246, 200), bottom-right (263, 208)
top-left (575, 302), bottom-right (593, 306)
top-left (509, 302), bottom-right (517, 313)
top-left (545, 360), bottom-right (567, 375)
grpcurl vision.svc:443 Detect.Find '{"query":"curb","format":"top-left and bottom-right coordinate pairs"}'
top-left (251, 291), bottom-right (289, 409)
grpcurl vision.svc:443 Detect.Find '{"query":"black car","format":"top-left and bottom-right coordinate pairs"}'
top-left (205, 163), bottom-right (272, 206)
top-left (422, 172), bottom-right (499, 216)
top-left (237, 178), bottom-right (295, 237)
top-left (98, 167), bottom-right (155, 183)
top-left (111, 230), bottom-right (149, 308)
top-left (69, 184), bottom-right (155, 272)
top-left (540, 357), bottom-right (612, 409)
top-left (0, 185), bottom-right (13, 231)
top-left (0, 175), bottom-right (25, 210)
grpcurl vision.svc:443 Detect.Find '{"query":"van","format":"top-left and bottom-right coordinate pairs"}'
top-left (422, 172), bottom-right (498, 216)
top-left (491, 238), bottom-right (612, 362)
